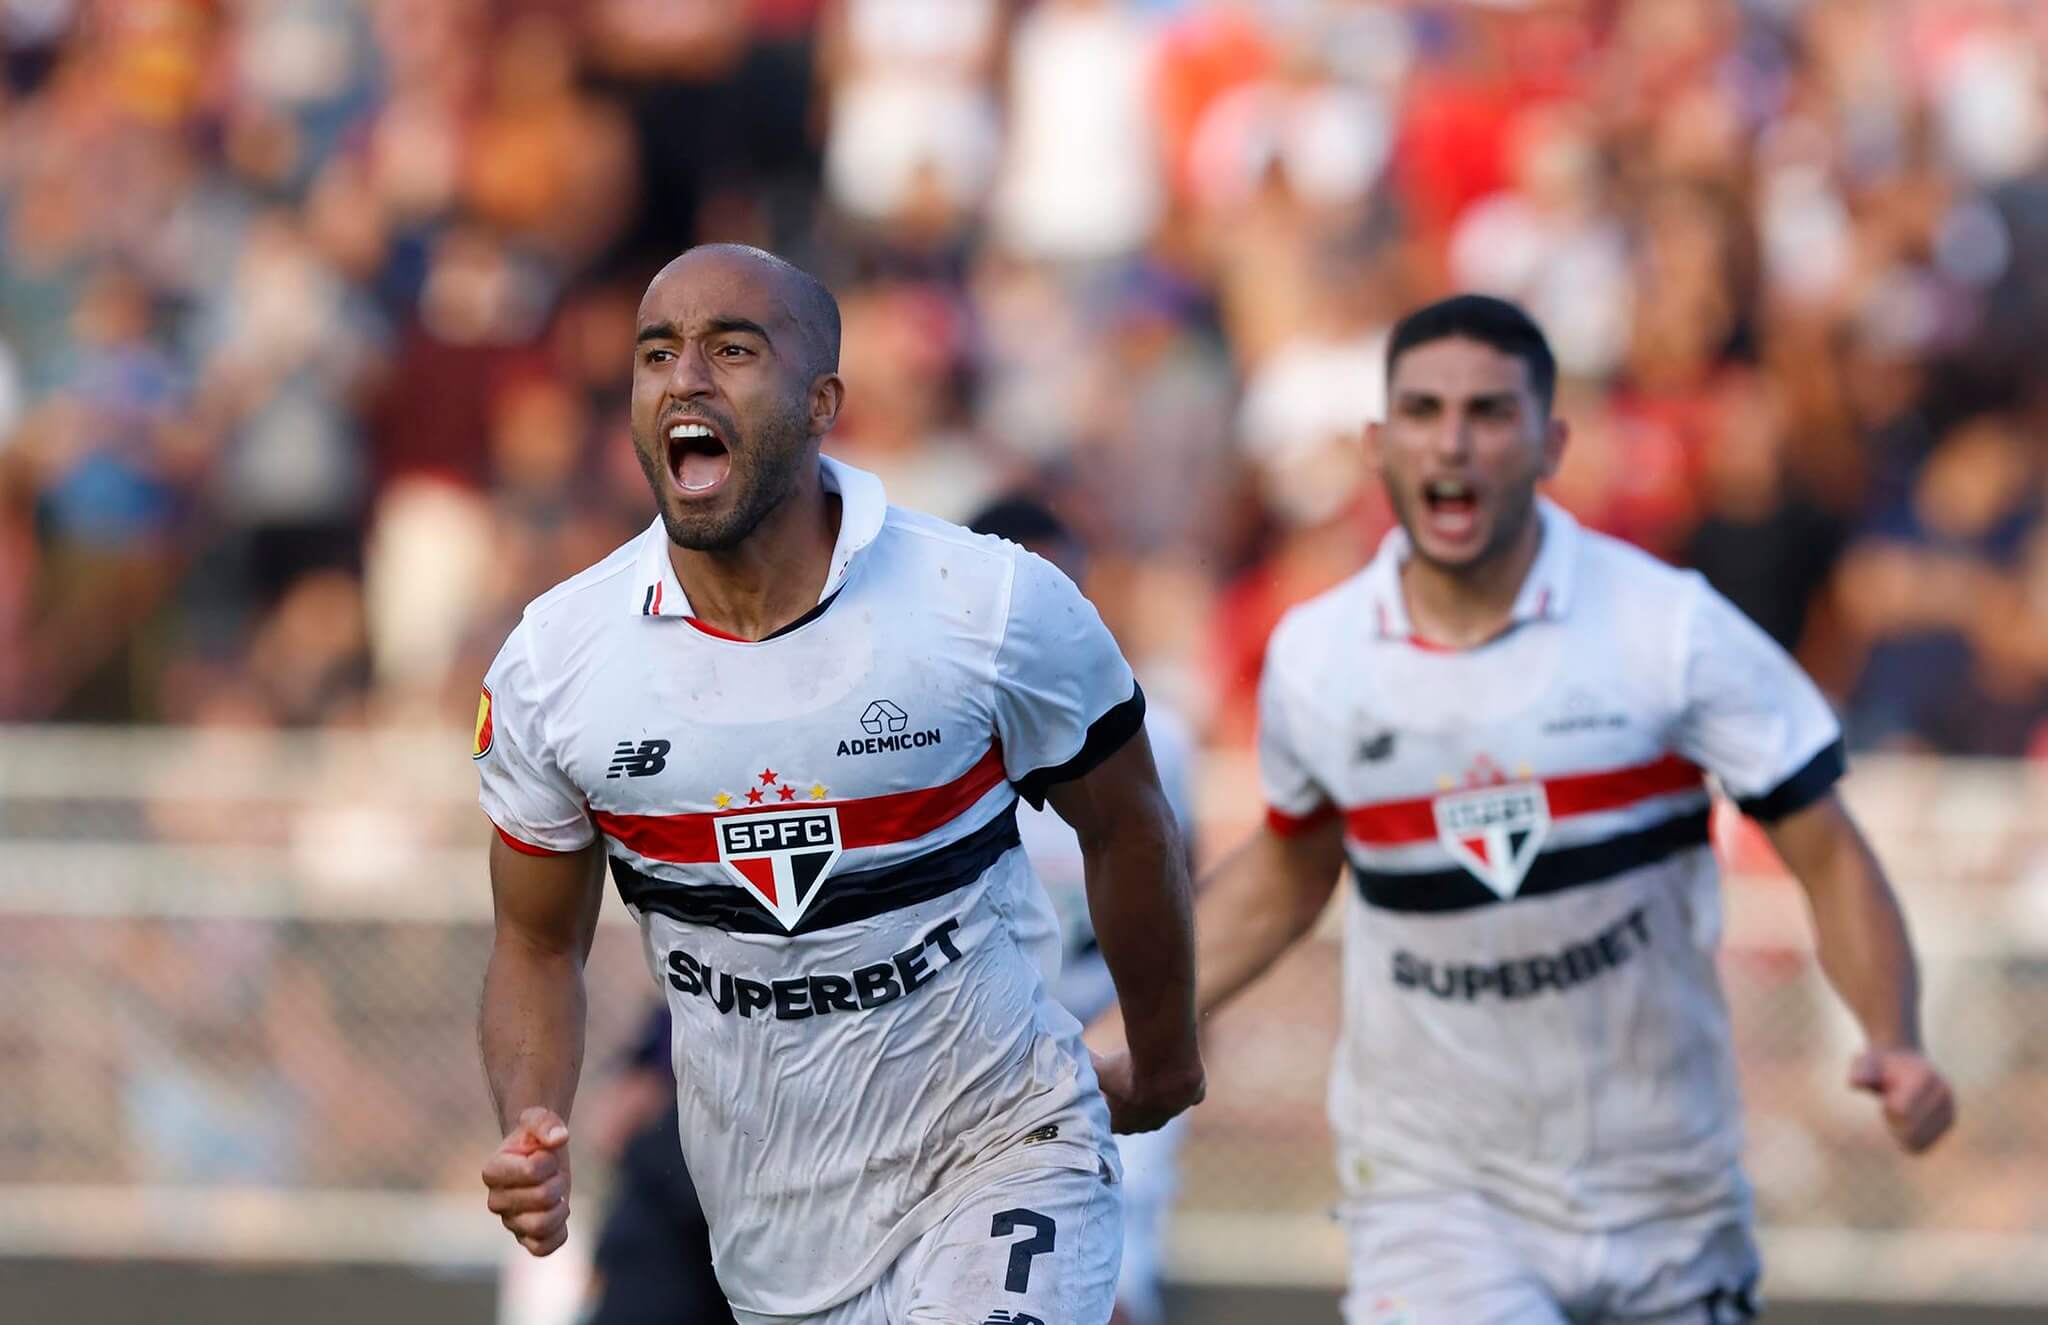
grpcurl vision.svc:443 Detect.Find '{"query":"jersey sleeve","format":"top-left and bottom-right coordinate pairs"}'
top-left (991, 548), bottom-right (1146, 809)
top-left (475, 619), bottom-right (595, 854)
top-left (1257, 631), bottom-right (1336, 836)
top-left (1670, 573), bottom-right (1844, 823)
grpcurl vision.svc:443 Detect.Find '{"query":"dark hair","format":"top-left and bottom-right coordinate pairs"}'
top-left (1385, 294), bottom-right (1556, 413)
top-left (967, 495), bottom-right (1073, 549)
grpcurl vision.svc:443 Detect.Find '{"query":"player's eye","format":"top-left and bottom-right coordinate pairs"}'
top-left (643, 348), bottom-right (675, 365)
top-left (715, 343), bottom-right (753, 359)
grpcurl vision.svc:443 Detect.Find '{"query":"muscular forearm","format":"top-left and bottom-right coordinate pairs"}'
top-left (480, 931), bottom-right (588, 1133)
top-left (1084, 816), bottom-right (1200, 1074)
top-left (1805, 840), bottom-right (1922, 1051)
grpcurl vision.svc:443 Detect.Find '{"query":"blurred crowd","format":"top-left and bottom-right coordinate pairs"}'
top-left (6, 0), bottom-right (2048, 755)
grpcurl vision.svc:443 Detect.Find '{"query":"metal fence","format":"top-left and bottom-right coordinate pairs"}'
top-left (1, 728), bottom-right (2043, 1305)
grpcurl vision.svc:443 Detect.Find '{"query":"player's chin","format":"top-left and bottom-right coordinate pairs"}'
top-left (666, 499), bottom-right (765, 555)
top-left (1410, 521), bottom-right (1493, 571)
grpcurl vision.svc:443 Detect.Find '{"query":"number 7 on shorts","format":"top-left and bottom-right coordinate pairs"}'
top-left (990, 1208), bottom-right (1057, 1293)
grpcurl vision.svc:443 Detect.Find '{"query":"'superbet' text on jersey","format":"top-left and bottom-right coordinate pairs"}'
top-left (1261, 500), bottom-right (1843, 1230)
top-left (477, 458), bottom-right (1143, 1317)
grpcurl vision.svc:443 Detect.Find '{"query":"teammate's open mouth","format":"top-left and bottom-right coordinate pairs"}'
top-left (1422, 477), bottom-right (1480, 541)
top-left (667, 421), bottom-right (732, 496)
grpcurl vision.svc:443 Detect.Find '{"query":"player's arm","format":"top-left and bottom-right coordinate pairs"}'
top-left (1674, 574), bottom-right (1953, 1155)
top-left (990, 547), bottom-right (1204, 1132)
top-left (479, 834), bottom-right (605, 1254)
top-left (1764, 793), bottom-right (1954, 1153)
top-left (1196, 619), bottom-right (1350, 1017)
top-left (1192, 812), bottom-right (1346, 1018)
top-left (482, 834), bottom-right (605, 1132)
top-left (1045, 729), bottom-right (1206, 1134)
top-left (471, 627), bottom-right (608, 1256)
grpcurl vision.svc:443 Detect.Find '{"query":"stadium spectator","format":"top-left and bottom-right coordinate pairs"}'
top-left (4, 0), bottom-right (2046, 752)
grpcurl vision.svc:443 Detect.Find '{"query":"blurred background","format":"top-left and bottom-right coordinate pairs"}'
top-left (3, 0), bottom-right (2047, 1321)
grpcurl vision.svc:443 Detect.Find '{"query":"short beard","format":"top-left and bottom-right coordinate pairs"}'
top-left (632, 400), bottom-right (813, 554)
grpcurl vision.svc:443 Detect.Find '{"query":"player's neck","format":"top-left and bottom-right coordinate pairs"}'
top-left (669, 474), bottom-right (840, 641)
top-left (1399, 512), bottom-right (1544, 651)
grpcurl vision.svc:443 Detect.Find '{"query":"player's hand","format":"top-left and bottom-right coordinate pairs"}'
top-left (1092, 1047), bottom-right (1204, 1134)
top-left (1849, 1047), bottom-right (1955, 1154)
top-left (482, 1106), bottom-right (574, 1255)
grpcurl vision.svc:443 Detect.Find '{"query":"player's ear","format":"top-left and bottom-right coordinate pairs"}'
top-left (809, 372), bottom-right (845, 439)
top-left (1539, 415), bottom-right (1568, 480)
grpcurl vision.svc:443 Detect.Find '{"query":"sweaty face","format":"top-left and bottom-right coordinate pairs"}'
top-left (629, 255), bottom-right (824, 552)
top-left (1371, 337), bottom-right (1561, 575)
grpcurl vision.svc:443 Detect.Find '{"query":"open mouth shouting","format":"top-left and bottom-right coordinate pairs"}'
top-left (1420, 475), bottom-right (1481, 545)
top-left (666, 417), bottom-right (733, 498)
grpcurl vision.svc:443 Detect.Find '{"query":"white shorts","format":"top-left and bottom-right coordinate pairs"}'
top-left (1341, 1188), bottom-right (1760, 1325)
top-left (732, 1158), bottom-right (1123, 1325)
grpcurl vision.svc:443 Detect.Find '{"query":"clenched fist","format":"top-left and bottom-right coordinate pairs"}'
top-left (1849, 1047), bottom-right (1956, 1154)
top-left (483, 1106), bottom-right (573, 1255)
top-left (1091, 1048), bottom-right (1205, 1135)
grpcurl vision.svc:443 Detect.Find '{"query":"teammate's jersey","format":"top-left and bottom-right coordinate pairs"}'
top-left (475, 458), bottom-right (1141, 1316)
top-left (1259, 500), bottom-right (1843, 1231)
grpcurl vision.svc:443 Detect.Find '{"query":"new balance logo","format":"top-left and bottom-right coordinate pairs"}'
top-left (982, 1313), bottom-right (1044, 1325)
top-left (606, 739), bottom-right (671, 779)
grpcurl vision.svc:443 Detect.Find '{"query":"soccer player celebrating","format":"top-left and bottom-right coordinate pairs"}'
top-left (473, 245), bottom-right (1203, 1324)
top-left (1189, 295), bottom-right (1954, 1323)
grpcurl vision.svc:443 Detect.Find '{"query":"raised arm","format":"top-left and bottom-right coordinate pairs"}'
top-left (1045, 729), bottom-right (1205, 1133)
top-left (1764, 793), bottom-right (1954, 1153)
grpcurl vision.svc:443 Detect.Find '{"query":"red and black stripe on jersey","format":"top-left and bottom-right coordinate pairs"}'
top-left (599, 687), bottom-right (1147, 935)
top-left (1337, 741), bottom-right (1842, 915)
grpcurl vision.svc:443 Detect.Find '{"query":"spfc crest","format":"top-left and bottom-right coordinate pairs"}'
top-left (715, 806), bottom-right (843, 931)
top-left (1433, 780), bottom-right (1549, 899)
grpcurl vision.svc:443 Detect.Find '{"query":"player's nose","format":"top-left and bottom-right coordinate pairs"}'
top-left (664, 341), bottom-right (717, 401)
top-left (1438, 414), bottom-right (1478, 462)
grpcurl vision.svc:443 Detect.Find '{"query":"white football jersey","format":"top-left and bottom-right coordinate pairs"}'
top-left (475, 458), bottom-right (1141, 1316)
top-left (1260, 499), bottom-right (1843, 1231)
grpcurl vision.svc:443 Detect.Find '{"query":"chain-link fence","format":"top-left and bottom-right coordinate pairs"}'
top-left (2, 728), bottom-right (2044, 1304)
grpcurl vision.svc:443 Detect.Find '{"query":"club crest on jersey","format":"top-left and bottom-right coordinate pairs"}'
top-left (1432, 758), bottom-right (1549, 898)
top-left (715, 804), bottom-right (844, 931)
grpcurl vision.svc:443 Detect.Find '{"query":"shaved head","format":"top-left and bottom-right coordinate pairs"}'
top-left (650, 244), bottom-right (841, 381)
top-left (630, 243), bottom-right (847, 553)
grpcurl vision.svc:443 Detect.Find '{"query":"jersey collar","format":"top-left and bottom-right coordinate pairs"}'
top-left (629, 454), bottom-right (890, 621)
top-left (1362, 497), bottom-right (1580, 644)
